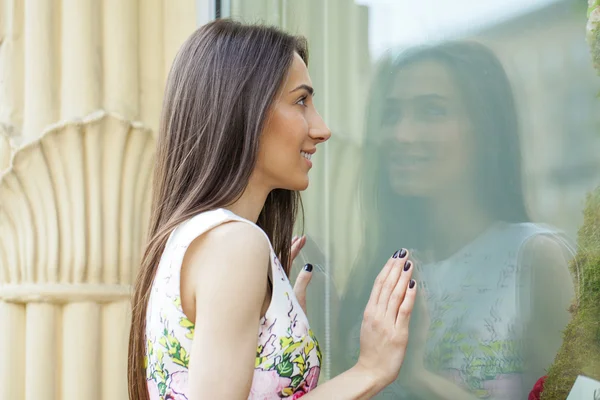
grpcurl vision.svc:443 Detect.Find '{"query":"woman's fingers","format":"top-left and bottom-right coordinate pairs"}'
top-left (356, 249), bottom-right (417, 387)
top-left (385, 258), bottom-right (413, 321)
top-left (293, 263), bottom-right (313, 314)
top-left (376, 250), bottom-right (408, 315)
top-left (366, 250), bottom-right (405, 312)
top-left (396, 278), bottom-right (417, 327)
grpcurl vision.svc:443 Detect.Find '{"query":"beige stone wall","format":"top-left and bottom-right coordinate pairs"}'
top-left (0, 1), bottom-right (201, 398)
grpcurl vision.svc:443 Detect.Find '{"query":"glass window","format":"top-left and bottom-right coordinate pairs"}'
top-left (224, 0), bottom-right (600, 398)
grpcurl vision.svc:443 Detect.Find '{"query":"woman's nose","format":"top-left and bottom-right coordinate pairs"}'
top-left (394, 119), bottom-right (419, 144)
top-left (310, 113), bottom-right (331, 143)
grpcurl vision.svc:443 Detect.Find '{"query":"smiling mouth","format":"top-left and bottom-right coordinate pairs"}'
top-left (301, 151), bottom-right (312, 161)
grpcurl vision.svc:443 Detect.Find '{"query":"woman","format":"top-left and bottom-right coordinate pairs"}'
top-left (127, 20), bottom-right (418, 400)
top-left (337, 41), bottom-right (575, 399)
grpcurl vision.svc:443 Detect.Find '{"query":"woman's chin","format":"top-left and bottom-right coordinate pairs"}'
top-left (390, 179), bottom-right (433, 197)
top-left (280, 175), bottom-right (309, 191)
top-left (294, 178), bottom-right (310, 191)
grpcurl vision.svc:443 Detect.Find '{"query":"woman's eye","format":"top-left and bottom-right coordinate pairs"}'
top-left (297, 96), bottom-right (307, 107)
top-left (421, 105), bottom-right (447, 118)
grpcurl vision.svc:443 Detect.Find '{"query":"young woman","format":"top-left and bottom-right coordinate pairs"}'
top-left (127, 19), bottom-right (418, 400)
top-left (337, 41), bottom-right (575, 399)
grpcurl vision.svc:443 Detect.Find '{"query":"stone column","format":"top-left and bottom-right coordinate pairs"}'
top-left (0, 1), bottom-right (200, 399)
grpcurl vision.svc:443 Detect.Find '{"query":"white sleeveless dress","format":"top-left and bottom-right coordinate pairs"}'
top-left (345, 222), bottom-right (574, 399)
top-left (144, 208), bottom-right (322, 400)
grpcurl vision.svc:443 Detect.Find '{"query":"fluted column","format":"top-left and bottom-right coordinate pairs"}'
top-left (61, 0), bottom-right (102, 118)
top-left (0, 113), bottom-right (156, 399)
top-left (163, 0), bottom-right (201, 83)
top-left (0, 0), bottom-right (25, 138)
top-left (103, 0), bottom-right (139, 120)
top-left (0, 131), bottom-right (11, 171)
top-left (0, 1), bottom-right (199, 399)
top-left (0, 301), bottom-right (25, 399)
top-left (139, 0), bottom-right (165, 133)
top-left (23, 0), bottom-right (58, 139)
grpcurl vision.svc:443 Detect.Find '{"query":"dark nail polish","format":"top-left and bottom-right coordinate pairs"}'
top-left (304, 263), bottom-right (313, 272)
top-left (399, 249), bottom-right (407, 258)
top-left (392, 250), bottom-right (399, 258)
top-left (409, 279), bottom-right (416, 289)
top-left (404, 261), bottom-right (412, 271)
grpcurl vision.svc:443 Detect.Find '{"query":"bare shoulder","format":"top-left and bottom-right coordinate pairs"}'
top-left (182, 220), bottom-right (271, 284)
top-left (186, 219), bottom-right (268, 254)
top-left (520, 234), bottom-right (574, 302)
top-left (521, 234), bottom-right (570, 266)
top-left (180, 220), bottom-right (272, 322)
top-left (185, 220), bottom-right (270, 269)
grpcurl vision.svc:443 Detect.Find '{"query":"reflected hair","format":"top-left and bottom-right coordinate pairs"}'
top-left (127, 19), bottom-right (308, 400)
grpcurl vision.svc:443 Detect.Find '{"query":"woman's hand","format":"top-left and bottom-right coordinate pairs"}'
top-left (355, 249), bottom-right (417, 387)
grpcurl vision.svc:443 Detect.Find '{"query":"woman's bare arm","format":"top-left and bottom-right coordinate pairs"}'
top-left (184, 222), bottom-right (271, 399)
top-left (519, 235), bottom-right (574, 392)
top-left (184, 223), bottom-right (417, 399)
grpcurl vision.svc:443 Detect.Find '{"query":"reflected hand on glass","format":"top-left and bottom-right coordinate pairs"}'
top-left (406, 287), bottom-right (430, 373)
top-left (402, 290), bottom-right (481, 400)
top-left (289, 235), bottom-right (307, 265)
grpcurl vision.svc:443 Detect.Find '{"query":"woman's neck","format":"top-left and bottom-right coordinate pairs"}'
top-left (423, 189), bottom-right (495, 261)
top-left (226, 177), bottom-right (271, 223)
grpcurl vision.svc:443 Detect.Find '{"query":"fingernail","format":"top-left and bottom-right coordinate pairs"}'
top-left (404, 261), bottom-right (412, 271)
top-left (392, 250), bottom-right (399, 258)
top-left (409, 279), bottom-right (416, 289)
top-left (293, 235), bottom-right (298, 241)
top-left (399, 249), bottom-right (407, 258)
top-left (304, 264), bottom-right (313, 272)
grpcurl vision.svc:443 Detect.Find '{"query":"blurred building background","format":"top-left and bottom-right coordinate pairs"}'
top-left (0, 0), bottom-right (598, 397)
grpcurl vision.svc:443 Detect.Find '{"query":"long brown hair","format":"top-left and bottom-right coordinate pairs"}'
top-left (128, 19), bottom-right (308, 400)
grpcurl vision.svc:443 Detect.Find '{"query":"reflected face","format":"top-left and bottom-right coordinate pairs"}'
top-left (255, 53), bottom-right (331, 191)
top-left (379, 60), bottom-right (475, 196)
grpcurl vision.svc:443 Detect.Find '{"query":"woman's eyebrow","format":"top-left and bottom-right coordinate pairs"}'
top-left (386, 94), bottom-right (448, 102)
top-left (289, 84), bottom-right (314, 96)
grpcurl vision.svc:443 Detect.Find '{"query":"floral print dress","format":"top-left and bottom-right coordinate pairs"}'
top-left (145, 208), bottom-right (322, 400)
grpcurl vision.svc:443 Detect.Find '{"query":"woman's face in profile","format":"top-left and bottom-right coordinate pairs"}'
top-left (378, 60), bottom-right (476, 197)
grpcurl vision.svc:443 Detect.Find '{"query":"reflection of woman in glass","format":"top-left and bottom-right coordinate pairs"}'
top-left (337, 41), bottom-right (576, 399)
